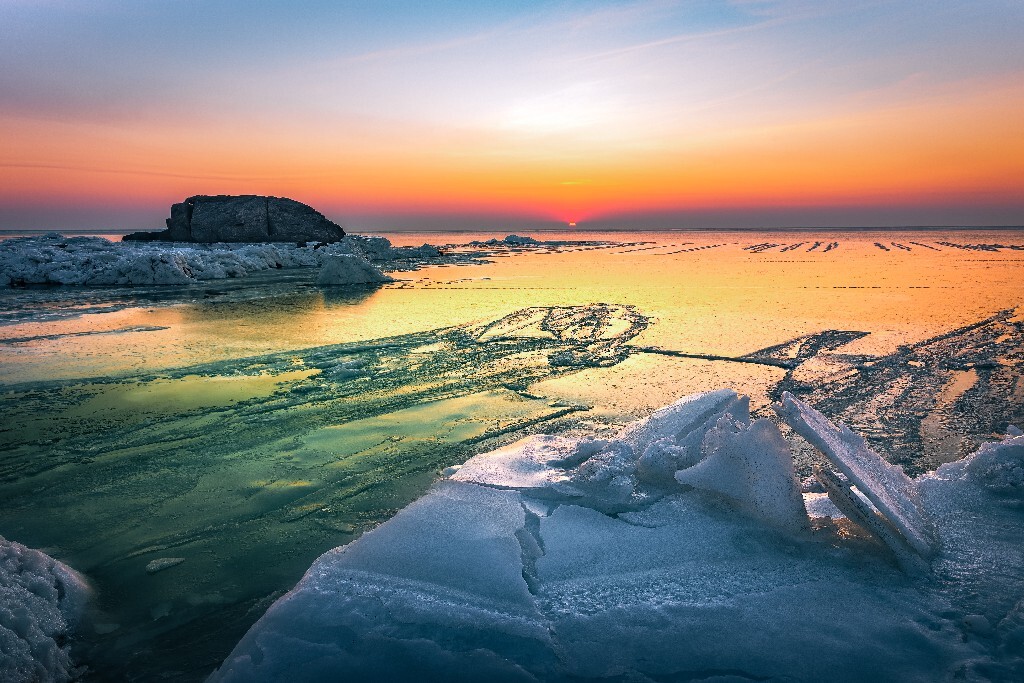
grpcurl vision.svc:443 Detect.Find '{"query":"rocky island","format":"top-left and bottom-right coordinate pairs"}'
top-left (123, 195), bottom-right (346, 243)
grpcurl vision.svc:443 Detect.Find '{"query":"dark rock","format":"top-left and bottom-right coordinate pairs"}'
top-left (123, 195), bottom-right (345, 243)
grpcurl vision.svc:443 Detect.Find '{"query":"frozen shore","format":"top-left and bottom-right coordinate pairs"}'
top-left (209, 390), bottom-right (1024, 682)
top-left (0, 233), bottom-right (441, 287)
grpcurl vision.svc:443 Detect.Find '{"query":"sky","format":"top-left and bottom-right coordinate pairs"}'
top-left (1, 0), bottom-right (1022, 231)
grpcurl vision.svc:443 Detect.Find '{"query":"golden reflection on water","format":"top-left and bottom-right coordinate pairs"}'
top-left (1, 231), bottom-right (1021, 394)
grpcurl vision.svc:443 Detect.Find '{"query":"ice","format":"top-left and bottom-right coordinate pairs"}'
top-left (1, 536), bottom-right (89, 683)
top-left (675, 416), bottom-right (808, 533)
top-left (212, 390), bottom-right (1024, 681)
top-left (452, 435), bottom-right (646, 510)
top-left (533, 498), bottom-right (969, 682)
top-left (315, 254), bottom-right (393, 285)
top-left (452, 434), bottom-right (581, 493)
top-left (0, 232), bottom-right (434, 287)
top-left (774, 391), bottom-right (934, 557)
top-left (618, 387), bottom-right (741, 455)
top-left (209, 481), bottom-right (556, 682)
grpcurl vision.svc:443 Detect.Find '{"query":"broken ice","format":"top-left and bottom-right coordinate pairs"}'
top-left (209, 390), bottom-right (1024, 681)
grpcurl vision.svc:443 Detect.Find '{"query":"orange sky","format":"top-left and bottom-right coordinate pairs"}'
top-left (1, 1), bottom-right (1022, 230)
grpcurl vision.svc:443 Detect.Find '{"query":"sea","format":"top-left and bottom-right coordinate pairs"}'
top-left (1, 228), bottom-right (1022, 680)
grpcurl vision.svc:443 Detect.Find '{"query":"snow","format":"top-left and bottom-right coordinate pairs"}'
top-left (0, 232), bottom-right (434, 287)
top-left (210, 390), bottom-right (1024, 682)
top-left (1, 536), bottom-right (90, 683)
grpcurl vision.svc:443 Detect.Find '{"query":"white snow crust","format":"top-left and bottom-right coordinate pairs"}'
top-left (0, 536), bottom-right (90, 683)
top-left (210, 391), bottom-right (1024, 682)
top-left (0, 233), bottom-right (430, 287)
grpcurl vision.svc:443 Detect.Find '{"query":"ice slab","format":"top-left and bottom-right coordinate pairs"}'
top-left (774, 392), bottom-right (934, 557)
top-left (617, 388), bottom-right (740, 455)
top-left (1, 537), bottom-right (89, 683)
top-left (209, 481), bottom-right (555, 682)
top-left (675, 416), bottom-right (808, 533)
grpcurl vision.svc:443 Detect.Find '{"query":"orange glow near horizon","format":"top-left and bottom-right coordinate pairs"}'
top-left (2, 3), bottom-right (1022, 229)
top-left (4, 71), bottom-right (1022, 229)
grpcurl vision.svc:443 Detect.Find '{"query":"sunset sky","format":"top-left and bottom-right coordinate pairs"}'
top-left (1, 0), bottom-right (1022, 231)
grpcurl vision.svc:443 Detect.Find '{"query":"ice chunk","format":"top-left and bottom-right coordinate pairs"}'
top-left (675, 417), bottom-right (808, 533)
top-left (453, 435), bottom-right (645, 510)
top-left (618, 388), bottom-right (741, 455)
top-left (145, 557), bottom-right (185, 574)
top-left (774, 392), bottom-right (934, 557)
top-left (209, 481), bottom-right (555, 682)
top-left (942, 434), bottom-right (1024, 494)
top-left (452, 434), bottom-right (580, 493)
top-left (315, 254), bottom-right (393, 285)
top-left (812, 465), bottom-right (930, 573)
top-left (1, 536), bottom-right (89, 683)
top-left (633, 394), bottom-right (750, 489)
top-left (215, 390), bottom-right (1024, 682)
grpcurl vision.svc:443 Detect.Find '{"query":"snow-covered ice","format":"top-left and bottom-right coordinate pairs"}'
top-left (0, 233), bottom-right (435, 287)
top-left (1, 537), bottom-right (90, 683)
top-left (315, 254), bottom-right (393, 285)
top-left (210, 390), bottom-right (1024, 682)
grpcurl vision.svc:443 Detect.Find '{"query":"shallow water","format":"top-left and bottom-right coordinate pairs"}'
top-left (1, 229), bottom-right (1022, 680)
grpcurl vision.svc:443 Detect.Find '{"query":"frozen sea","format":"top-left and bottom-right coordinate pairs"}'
top-left (1, 229), bottom-right (1022, 680)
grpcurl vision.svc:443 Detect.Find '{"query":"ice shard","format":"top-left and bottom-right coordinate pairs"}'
top-left (773, 391), bottom-right (934, 557)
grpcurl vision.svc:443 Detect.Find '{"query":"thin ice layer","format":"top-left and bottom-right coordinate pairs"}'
top-left (774, 392), bottom-right (933, 556)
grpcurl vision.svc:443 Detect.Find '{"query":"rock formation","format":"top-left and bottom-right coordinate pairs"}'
top-left (124, 195), bottom-right (345, 243)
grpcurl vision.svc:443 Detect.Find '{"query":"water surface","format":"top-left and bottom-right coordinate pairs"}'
top-left (1, 229), bottom-right (1022, 680)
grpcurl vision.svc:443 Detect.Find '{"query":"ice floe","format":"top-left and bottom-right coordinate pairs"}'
top-left (1, 537), bottom-right (90, 683)
top-left (210, 390), bottom-right (1024, 681)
